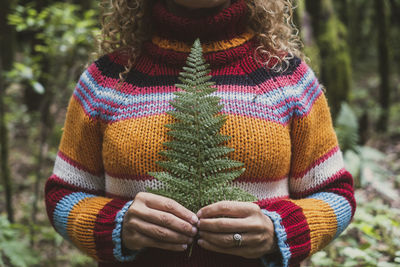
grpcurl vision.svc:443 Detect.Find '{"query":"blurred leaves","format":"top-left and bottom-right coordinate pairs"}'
top-left (335, 103), bottom-right (359, 152)
top-left (1, 2), bottom-right (100, 266)
top-left (8, 3), bottom-right (99, 56)
top-left (5, 62), bottom-right (44, 94)
top-left (335, 103), bottom-right (395, 196)
top-left (0, 215), bottom-right (40, 267)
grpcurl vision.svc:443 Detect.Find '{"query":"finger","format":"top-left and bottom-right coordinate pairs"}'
top-left (131, 205), bottom-right (197, 237)
top-left (128, 216), bottom-right (193, 244)
top-left (197, 201), bottom-right (259, 219)
top-left (198, 217), bottom-right (262, 233)
top-left (127, 231), bottom-right (188, 252)
top-left (198, 231), bottom-right (262, 248)
top-left (141, 192), bottom-right (198, 224)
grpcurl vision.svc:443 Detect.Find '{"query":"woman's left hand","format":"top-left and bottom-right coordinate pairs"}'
top-left (196, 201), bottom-right (277, 259)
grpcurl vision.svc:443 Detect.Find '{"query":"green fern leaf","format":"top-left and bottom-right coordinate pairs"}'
top-left (148, 39), bottom-right (257, 214)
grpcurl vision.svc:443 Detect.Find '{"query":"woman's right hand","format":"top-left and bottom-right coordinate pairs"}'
top-left (122, 192), bottom-right (199, 252)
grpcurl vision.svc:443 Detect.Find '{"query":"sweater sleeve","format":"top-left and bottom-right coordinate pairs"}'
top-left (44, 64), bottom-right (138, 262)
top-left (257, 63), bottom-right (356, 267)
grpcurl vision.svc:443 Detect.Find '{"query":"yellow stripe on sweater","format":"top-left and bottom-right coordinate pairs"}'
top-left (102, 114), bottom-right (291, 180)
top-left (290, 95), bottom-right (339, 176)
top-left (67, 197), bottom-right (112, 260)
top-left (59, 97), bottom-right (104, 174)
top-left (290, 198), bottom-right (337, 255)
top-left (152, 31), bottom-right (254, 53)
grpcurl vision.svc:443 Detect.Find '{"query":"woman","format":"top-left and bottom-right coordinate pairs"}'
top-left (45, 0), bottom-right (356, 266)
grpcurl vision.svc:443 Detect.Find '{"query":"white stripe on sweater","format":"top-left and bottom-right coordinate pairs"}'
top-left (105, 174), bottom-right (289, 201)
top-left (53, 155), bottom-right (105, 191)
top-left (290, 149), bottom-right (345, 193)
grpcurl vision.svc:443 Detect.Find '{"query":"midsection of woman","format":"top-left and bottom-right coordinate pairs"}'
top-left (45, 0), bottom-right (356, 266)
top-left (99, 65), bottom-right (292, 201)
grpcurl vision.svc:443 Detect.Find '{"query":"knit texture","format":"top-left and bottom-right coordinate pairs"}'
top-left (44, 0), bottom-right (356, 266)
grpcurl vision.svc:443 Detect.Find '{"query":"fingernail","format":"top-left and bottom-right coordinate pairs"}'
top-left (182, 244), bottom-right (188, 250)
top-left (191, 226), bottom-right (197, 235)
top-left (196, 211), bottom-right (202, 218)
top-left (191, 215), bottom-right (198, 224)
top-left (197, 239), bottom-right (204, 245)
top-left (197, 220), bottom-right (200, 227)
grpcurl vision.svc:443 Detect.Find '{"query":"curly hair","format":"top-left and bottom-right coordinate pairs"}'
top-left (98, 0), bottom-right (304, 77)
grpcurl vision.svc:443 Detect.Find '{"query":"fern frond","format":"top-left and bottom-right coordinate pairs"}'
top-left (335, 102), bottom-right (359, 152)
top-left (148, 38), bottom-right (256, 213)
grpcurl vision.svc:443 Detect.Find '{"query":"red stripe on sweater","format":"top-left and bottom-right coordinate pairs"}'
top-left (44, 174), bottom-right (104, 226)
top-left (152, 0), bottom-right (248, 43)
top-left (257, 199), bottom-right (311, 266)
top-left (143, 38), bottom-right (255, 67)
top-left (94, 198), bottom-right (128, 262)
top-left (324, 171), bottom-right (356, 217)
top-left (73, 87), bottom-right (97, 118)
top-left (290, 168), bottom-right (347, 198)
top-left (45, 175), bottom-right (73, 227)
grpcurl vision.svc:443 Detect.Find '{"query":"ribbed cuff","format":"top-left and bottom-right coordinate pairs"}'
top-left (261, 209), bottom-right (292, 267)
top-left (257, 199), bottom-right (311, 267)
top-left (112, 200), bottom-right (139, 262)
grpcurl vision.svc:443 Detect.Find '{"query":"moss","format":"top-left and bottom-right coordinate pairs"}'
top-left (317, 11), bottom-right (352, 118)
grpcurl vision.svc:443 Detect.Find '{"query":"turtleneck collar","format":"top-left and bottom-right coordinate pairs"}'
top-left (153, 0), bottom-right (248, 42)
top-left (141, 0), bottom-right (257, 67)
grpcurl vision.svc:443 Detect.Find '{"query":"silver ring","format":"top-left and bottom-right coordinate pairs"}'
top-left (233, 233), bottom-right (242, 247)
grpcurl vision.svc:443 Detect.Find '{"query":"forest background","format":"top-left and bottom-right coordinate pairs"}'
top-left (0, 0), bottom-right (399, 266)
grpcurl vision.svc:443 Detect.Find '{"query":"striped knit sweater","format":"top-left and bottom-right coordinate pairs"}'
top-left (44, 1), bottom-right (356, 266)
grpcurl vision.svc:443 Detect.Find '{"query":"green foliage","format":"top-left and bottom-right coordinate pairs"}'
top-left (56, 251), bottom-right (96, 267)
top-left (6, 2), bottom-right (99, 96)
top-left (319, 16), bottom-right (352, 117)
top-left (5, 61), bottom-right (44, 94)
top-left (148, 39), bottom-right (256, 213)
top-left (335, 102), bottom-right (359, 152)
top-left (0, 215), bottom-right (40, 267)
top-left (8, 3), bottom-right (99, 57)
top-left (335, 103), bottom-right (393, 191)
top-left (1, 2), bottom-right (100, 266)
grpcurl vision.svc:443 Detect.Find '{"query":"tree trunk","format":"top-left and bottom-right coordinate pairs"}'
top-left (305, 0), bottom-right (352, 119)
top-left (375, 0), bottom-right (391, 132)
top-left (0, 60), bottom-right (14, 224)
top-left (389, 0), bottom-right (400, 25)
top-left (0, 0), bottom-right (16, 70)
top-left (389, 0), bottom-right (400, 71)
top-left (0, 0), bottom-right (15, 223)
top-left (335, 0), bottom-right (349, 26)
top-left (72, 0), bottom-right (92, 10)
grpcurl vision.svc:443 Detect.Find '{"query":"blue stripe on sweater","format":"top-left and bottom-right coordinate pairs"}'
top-left (74, 67), bottom-right (321, 124)
top-left (307, 192), bottom-right (352, 238)
top-left (79, 67), bottom-right (317, 107)
top-left (53, 192), bottom-right (95, 240)
top-left (261, 210), bottom-right (291, 267)
top-left (112, 200), bottom-right (140, 262)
